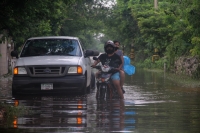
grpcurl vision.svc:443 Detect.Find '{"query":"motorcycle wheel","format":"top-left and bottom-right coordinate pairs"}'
top-left (96, 84), bottom-right (107, 99)
top-left (106, 84), bottom-right (111, 99)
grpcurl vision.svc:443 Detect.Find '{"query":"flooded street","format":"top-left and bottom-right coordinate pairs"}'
top-left (0, 69), bottom-right (200, 133)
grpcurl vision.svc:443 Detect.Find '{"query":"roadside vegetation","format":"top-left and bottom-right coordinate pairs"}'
top-left (165, 71), bottom-right (200, 88)
top-left (0, 103), bottom-right (27, 127)
top-left (143, 68), bottom-right (200, 88)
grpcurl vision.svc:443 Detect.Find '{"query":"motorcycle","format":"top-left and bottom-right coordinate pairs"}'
top-left (92, 57), bottom-right (119, 99)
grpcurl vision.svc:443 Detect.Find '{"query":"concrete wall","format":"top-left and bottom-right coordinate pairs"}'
top-left (0, 37), bottom-right (14, 76)
top-left (0, 39), bottom-right (8, 75)
top-left (174, 56), bottom-right (200, 78)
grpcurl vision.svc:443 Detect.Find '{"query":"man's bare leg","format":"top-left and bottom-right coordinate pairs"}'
top-left (119, 70), bottom-right (125, 86)
top-left (119, 70), bottom-right (125, 93)
top-left (112, 80), bottom-right (124, 99)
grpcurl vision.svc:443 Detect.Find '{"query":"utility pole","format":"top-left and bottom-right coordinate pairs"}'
top-left (154, 0), bottom-right (158, 9)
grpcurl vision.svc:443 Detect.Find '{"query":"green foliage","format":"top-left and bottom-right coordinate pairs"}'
top-left (102, 0), bottom-right (200, 73)
top-left (0, 0), bottom-right (74, 47)
top-left (136, 58), bottom-right (152, 69)
top-left (0, 0), bottom-right (109, 51)
top-left (0, 103), bottom-right (25, 127)
top-left (102, 0), bottom-right (138, 52)
top-left (143, 58), bottom-right (152, 69)
top-left (154, 59), bottom-right (167, 69)
top-left (192, 65), bottom-right (200, 79)
top-left (131, 1), bottom-right (179, 56)
top-left (136, 57), bottom-right (167, 70)
top-left (165, 38), bottom-right (191, 67)
top-left (59, 0), bottom-right (112, 51)
top-left (190, 37), bottom-right (200, 56)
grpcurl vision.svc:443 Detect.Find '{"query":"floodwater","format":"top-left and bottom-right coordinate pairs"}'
top-left (0, 69), bottom-right (200, 133)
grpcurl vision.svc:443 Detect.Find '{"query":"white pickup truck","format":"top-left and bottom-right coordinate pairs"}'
top-left (11, 36), bottom-right (99, 95)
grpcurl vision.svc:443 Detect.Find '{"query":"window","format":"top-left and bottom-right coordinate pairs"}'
top-left (21, 39), bottom-right (82, 57)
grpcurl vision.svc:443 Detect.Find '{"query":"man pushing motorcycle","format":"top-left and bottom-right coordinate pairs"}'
top-left (91, 40), bottom-right (124, 99)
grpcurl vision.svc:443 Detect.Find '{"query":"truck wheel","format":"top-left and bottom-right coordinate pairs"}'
top-left (99, 85), bottom-right (106, 99)
top-left (87, 79), bottom-right (92, 94)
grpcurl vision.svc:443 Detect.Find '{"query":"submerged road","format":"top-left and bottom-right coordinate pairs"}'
top-left (0, 69), bottom-right (200, 133)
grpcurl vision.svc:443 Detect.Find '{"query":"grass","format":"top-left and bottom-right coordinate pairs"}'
top-left (165, 72), bottom-right (200, 88)
top-left (144, 68), bottom-right (200, 88)
top-left (0, 103), bottom-right (28, 128)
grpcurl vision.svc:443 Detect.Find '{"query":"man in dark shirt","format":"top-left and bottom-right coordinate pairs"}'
top-left (92, 40), bottom-right (124, 99)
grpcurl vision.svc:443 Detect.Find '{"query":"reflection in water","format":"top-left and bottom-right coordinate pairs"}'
top-left (11, 95), bottom-right (88, 132)
top-left (0, 69), bottom-right (200, 133)
top-left (95, 99), bottom-right (127, 132)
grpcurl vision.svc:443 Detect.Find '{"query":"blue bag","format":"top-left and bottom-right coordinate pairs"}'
top-left (123, 56), bottom-right (131, 65)
top-left (123, 56), bottom-right (135, 75)
top-left (123, 65), bottom-right (135, 75)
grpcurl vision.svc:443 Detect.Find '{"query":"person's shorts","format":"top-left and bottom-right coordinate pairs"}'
top-left (111, 72), bottom-right (120, 80)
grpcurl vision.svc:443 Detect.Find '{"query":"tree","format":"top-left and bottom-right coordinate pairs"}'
top-left (60, 0), bottom-right (113, 50)
top-left (0, 0), bottom-right (76, 48)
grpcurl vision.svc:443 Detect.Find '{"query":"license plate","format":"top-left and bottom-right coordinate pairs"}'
top-left (41, 83), bottom-right (53, 90)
